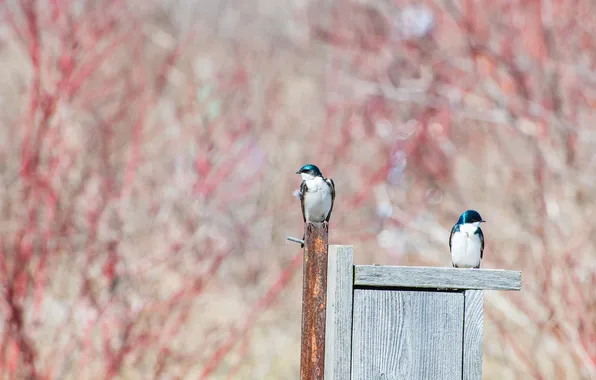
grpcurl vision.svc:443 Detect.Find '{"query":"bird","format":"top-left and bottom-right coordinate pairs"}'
top-left (296, 164), bottom-right (335, 247)
top-left (448, 209), bottom-right (485, 268)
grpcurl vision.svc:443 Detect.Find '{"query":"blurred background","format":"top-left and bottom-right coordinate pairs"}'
top-left (0, 0), bottom-right (594, 378)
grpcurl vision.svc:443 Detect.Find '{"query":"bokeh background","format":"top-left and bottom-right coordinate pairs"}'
top-left (0, 0), bottom-right (595, 379)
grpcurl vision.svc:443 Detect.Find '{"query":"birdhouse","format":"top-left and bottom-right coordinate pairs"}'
top-left (324, 245), bottom-right (522, 380)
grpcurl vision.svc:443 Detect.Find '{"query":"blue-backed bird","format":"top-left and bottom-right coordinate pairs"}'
top-left (449, 209), bottom-right (485, 268)
top-left (296, 164), bottom-right (335, 248)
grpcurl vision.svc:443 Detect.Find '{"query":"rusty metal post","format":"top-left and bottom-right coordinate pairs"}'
top-left (300, 221), bottom-right (328, 380)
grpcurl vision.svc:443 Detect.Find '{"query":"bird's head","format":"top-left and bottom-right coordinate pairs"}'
top-left (296, 164), bottom-right (323, 181)
top-left (457, 209), bottom-right (486, 227)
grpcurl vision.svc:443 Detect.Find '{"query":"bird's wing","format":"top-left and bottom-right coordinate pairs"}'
top-left (325, 177), bottom-right (335, 222)
top-left (478, 227), bottom-right (485, 259)
top-left (448, 224), bottom-right (457, 252)
top-left (299, 180), bottom-right (307, 223)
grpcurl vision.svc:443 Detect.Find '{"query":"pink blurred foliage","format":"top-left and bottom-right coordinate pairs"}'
top-left (0, 0), bottom-right (273, 378)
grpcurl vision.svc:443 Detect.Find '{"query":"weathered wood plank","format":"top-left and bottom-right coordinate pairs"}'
top-left (463, 290), bottom-right (484, 380)
top-left (355, 265), bottom-right (521, 290)
top-left (351, 289), bottom-right (464, 380)
top-left (324, 245), bottom-right (354, 380)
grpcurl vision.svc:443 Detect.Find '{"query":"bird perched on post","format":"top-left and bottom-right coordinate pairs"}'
top-left (449, 209), bottom-right (485, 268)
top-left (296, 164), bottom-right (335, 247)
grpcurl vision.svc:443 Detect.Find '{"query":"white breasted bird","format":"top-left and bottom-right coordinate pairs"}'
top-left (449, 209), bottom-right (485, 268)
top-left (296, 164), bottom-right (335, 247)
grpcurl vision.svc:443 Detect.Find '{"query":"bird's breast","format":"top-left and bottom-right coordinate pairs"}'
top-left (458, 224), bottom-right (478, 235)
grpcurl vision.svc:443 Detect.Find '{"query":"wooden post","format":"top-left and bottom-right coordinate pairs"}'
top-left (300, 222), bottom-right (328, 380)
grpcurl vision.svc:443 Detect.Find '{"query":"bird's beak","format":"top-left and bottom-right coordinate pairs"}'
top-left (481, 220), bottom-right (486, 223)
top-left (296, 171), bottom-right (301, 174)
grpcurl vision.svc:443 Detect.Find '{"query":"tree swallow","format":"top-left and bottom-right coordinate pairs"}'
top-left (296, 164), bottom-right (335, 247)
top-left (449, 209), bottom-right (485, 268)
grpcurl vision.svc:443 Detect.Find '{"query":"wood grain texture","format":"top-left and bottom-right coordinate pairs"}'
top-left (355, 265), bottom-right (522, 291)
top-left (324, 245), bottom-right (354, 380)
top-left (351, 289), bottom-right (464, 380)
top-left (463, 290), bottom-right (484, 380)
